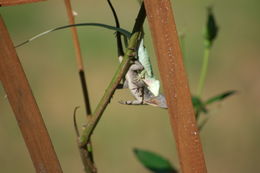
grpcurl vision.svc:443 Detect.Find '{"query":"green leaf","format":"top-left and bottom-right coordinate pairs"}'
top-left (134, 148), bottom-right (177, 173)
top-left (192, 96), bottom-right (208, 118)
top-left (204, 7), bottom-right (218, 48)
top-left (205, 90), bottom-right (237, 105)
top-left (194, 90), bottom-right (236, 130)
top-left (192, 96), bottom-right (203, 111)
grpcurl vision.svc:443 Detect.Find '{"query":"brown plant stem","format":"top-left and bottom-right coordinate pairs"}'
top-left (63, 0), bottom-right (95, 172)
top-left (79, 2), bottom-right (146, 147)
top-left (143, 0), bottom-right (207, 172)
top-left (0, 15), bottom-right (63, 173)
top-left (0, 0), bottom-right (45, 6)
top-left (63, 0), bottom-right (92, 116)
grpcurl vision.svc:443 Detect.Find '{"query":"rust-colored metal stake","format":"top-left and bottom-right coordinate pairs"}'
top-left (0, 0), bottom-right (45, 6)
top-left (143, 1), bottom-right (207, 172)
top-left (0, 16), bottom-right (63, 173)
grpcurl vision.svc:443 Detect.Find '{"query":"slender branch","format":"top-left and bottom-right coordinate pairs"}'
top-left (63, 1), bottom-right (95, 172)
top-left (0, 0), bottom-right (45, 6)
top-left (64, 0), bottom-right (84, 70)
top-left (79, 2), bottom-right (146, 146)
top-left (79, 32), bottom-right (141, 146)
top-left (197, 47), bottom-right (210, 97)
top-left (77, 145), bottom-right (97, 173)
top-left (79, 70), bottom-right (92, 115)
top-left (73, 106), bottom-right (80, 137)
top-left (63, 0), bottom-right (92, 116)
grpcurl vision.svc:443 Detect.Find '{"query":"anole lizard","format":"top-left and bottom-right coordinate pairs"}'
top-left (108, 0), bottom-right (167, 108)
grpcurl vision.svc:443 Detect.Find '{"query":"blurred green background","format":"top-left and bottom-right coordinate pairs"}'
top-left (0, 0), bottom-right (260, 172)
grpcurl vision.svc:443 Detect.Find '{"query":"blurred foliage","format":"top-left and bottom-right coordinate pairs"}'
top-left (193, 90), bottom-right (237, 119)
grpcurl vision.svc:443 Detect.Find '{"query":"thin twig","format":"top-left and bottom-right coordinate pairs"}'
top-left (63, 0), bottom-right (95, 172)
top-left (0, 0), bottom-right (45, 6)
top-left (197, 47), bottom-right (210, 97)
top-left (79, 2), bottom-right (146, 146)
top-left (79, 32), bottom-right (142, 146)
top-left (63, 0), bottom-right (92, 116)
top-left (64, 0), bottom-right (84, 71)
top-left (73, 106), bottom-right (80, 137)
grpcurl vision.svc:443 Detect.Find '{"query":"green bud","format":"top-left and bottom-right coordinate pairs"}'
top-left (204, 7), bottom-right (218, 48)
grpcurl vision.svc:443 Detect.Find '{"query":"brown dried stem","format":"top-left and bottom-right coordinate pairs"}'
top-left (0, 15), bottom-right (63, 173)
top-left (63, 0), bottom-right (95, 172)
top-left (0, 0), bottom-right (45, 6)
top-left (63, 0), bottom-right (92, 116)
top-left (143, 0), bottom-right (207, 172)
